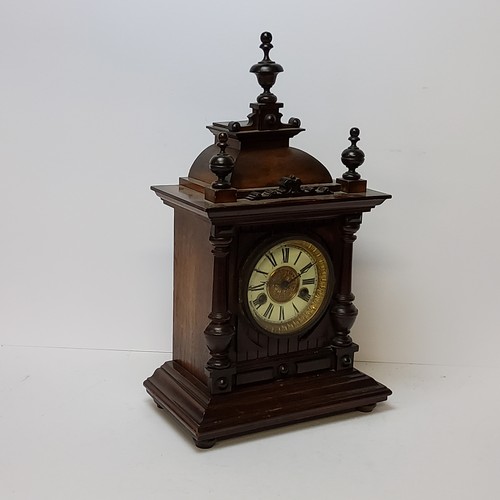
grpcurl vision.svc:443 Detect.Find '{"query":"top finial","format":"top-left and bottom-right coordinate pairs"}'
top-left (259, 32), bottom-right (274, 61)
top-left (250, 32), bottom-right (284, 104)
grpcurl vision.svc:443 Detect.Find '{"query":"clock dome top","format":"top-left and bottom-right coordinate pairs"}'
top-left (185, 32), bottom-right (334, 200)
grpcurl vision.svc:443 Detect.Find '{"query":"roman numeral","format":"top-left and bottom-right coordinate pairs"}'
top-left (254, 269), bottom-right (268, 276)
top-left (281, 247), bottom-right (290, 263)
top-left (300, 262), bottom-right (313, 274)
top-left (279, 305), bottom-right (285, 321)
top-left (263, 303), bottom-right (274, 319)
top-left (292, 302), bottom-right (299, 314)
top-left (299, 290), bottom-right (311, 302)
top-left (293, 251), bottom-right (302, 265)
top-left (248, 283), bottom-right (265, 292)
top-left (265, 252), bottom-right (277, 267)
top-left (302, 277), bottom-right (316, 285)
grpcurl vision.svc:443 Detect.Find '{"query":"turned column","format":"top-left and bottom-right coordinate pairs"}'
top-left (204, 225), bottom-right (236, 393)
top-left (332, 213), bottom-right (362, 347)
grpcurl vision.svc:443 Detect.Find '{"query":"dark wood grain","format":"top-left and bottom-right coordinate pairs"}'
top-left (171, 207), bottom-right (213, 382)
top-left (188, 141), bottom-right (333, 190)
top-left (144, 360), bottom-right (392, 448)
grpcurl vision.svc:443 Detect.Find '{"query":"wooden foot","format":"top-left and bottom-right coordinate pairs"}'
top-left (156, 403), bottom-right (163, 409)
top-left (357, 403), bottom-right (376, 413)
top-left (194, 438), bottom-right (217, 449)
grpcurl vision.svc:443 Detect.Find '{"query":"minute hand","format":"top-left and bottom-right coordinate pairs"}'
top-left (288, 261), bottom-right (316, 284)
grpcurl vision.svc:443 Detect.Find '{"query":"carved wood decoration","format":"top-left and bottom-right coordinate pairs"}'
top-left (144, 32), bottom-right (392, 448)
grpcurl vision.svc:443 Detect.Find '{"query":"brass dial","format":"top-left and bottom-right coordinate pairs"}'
top-left (245, 238), bottom-right (332, 335)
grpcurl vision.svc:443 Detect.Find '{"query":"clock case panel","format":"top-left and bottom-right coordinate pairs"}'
top-left (234, 223), bottom-right (347, 386)
top-left (150, 187), bottom-right (390, 394)
top-left (144, 186), bottom-right (392, 447)
top-left (163, 203), bottom-right (361, 391)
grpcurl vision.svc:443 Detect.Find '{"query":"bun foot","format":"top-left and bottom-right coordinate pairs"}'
top-left (357, 403), bottom-right (376, 413)
top-left (194, 438), bottom-right (217, 449)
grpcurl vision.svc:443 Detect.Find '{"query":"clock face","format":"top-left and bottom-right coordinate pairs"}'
top-left (244, 237), bottom-right (332, 335)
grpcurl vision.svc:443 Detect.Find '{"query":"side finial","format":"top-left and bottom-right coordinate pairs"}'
top-left (209, 133), bottom-right (235, 189)
top-left (341, 127), bottom-right (365, 180)
top-left (249, 32), bottom-right (284, 104)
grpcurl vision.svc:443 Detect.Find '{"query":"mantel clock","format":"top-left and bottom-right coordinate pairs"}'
top-left (144, 33), bottom-right (392, 448)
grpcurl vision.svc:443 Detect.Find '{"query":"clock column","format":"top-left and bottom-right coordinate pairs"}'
top-left (332, 213), bottom-right (361, 352)
top-left (204, 225), bottom-right (236, 394)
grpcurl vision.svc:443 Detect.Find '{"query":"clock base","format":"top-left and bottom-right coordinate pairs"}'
top-left (144, 360), bottom-right (391, 448)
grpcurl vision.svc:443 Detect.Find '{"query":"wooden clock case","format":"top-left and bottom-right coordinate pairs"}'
top-left (144, 33), bottom-right (392, 448)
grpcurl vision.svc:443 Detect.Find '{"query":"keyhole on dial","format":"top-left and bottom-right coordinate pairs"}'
top-left (252, 293), bottom-right (268, 308)
top-left (298, 287), bottom-right (311, 302)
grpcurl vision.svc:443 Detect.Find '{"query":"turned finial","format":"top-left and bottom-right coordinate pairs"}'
top-left (209, 133), bottom-right (234, 189)
top-left (259, 31), bottom-right (274, 61)
top-left (341, 127), bottom-right (365, 180)
top-left (249, 32), bottom-right (284, 104)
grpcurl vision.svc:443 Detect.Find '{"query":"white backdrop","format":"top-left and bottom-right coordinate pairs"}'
top-left (1, 0), bottom-right (499, 366)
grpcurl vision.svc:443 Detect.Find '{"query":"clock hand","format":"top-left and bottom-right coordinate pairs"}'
top-left (285, 261), bottom-right (317, 286)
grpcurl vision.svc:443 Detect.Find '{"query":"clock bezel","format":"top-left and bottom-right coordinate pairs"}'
top-left (240, 233), bottom-right (335, 337)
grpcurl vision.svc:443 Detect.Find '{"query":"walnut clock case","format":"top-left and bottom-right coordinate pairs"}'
top-left (144, 33), bottom-right (392, 448)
